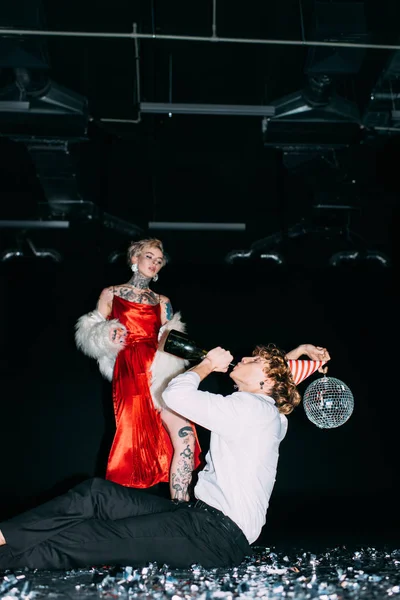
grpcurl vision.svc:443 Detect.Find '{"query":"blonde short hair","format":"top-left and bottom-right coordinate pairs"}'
top-left (126, 238), bottom-right (167, 267)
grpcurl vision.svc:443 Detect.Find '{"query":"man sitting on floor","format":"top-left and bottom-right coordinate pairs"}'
top-left (0, 342), bottom-right (329, 570)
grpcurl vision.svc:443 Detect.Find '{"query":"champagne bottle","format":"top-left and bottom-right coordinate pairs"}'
top-left (164, 329), bottom-right (208, 361)
top-left (164, 329), bottom-right (236, 366)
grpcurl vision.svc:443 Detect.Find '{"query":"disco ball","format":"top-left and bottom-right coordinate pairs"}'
top-left (303, 376), bottom-right (354, 429)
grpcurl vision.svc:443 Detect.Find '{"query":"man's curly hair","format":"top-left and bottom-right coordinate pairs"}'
top-left (126, 238), bottom-right (167, 268)
top-left (253, 343), bottom-right (301, 415)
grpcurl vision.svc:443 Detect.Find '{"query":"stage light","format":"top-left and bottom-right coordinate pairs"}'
top-left (0, 239), bottom-right (62, 263)
top-left (259, 252), bottom-right (285, 265)
top-left (225, 249), bottom-right (285, 265)
top-left (329, 250), bottom-right (390, 267)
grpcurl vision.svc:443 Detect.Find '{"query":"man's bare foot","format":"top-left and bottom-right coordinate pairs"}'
top-left (0, 529), bottom-right (6, 546)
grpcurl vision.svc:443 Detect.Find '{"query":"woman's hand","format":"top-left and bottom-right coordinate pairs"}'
top-left (110, 326), bottom-right (127, 345)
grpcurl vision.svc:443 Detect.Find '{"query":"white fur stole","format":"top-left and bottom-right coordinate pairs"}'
top-left (75, 308), bottom-right (188, 409)
top-left (74, 309), bottom-right (126, 380)
top-left (150, 312), bottom-right (189, 410)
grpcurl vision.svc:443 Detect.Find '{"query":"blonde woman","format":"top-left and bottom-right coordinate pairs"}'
top-left (75, 238), bottom-right (201, 501)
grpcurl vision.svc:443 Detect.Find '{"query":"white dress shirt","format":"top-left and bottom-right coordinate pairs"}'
top-left (162, 371), bottom-right (288, 544)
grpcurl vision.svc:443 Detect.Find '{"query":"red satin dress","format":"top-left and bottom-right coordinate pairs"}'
top-left (105, 295), bottom-right (201, 488)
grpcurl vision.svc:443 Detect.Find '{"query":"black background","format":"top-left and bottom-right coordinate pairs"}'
top-left (0, 0), bottom-right (399, 551)
top-left (0, 256), bottom-right (396, 549)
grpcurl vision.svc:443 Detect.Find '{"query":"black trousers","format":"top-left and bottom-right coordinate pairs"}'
top-left (0, 478), bottom-right (251, 570)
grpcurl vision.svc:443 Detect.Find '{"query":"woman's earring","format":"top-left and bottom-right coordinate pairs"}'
top-left (153, 273), bottom-right (159, 282)
top-left (131, 263), bottom-right (138, 273)
top-left (259, 381), bottom-right (264, 389)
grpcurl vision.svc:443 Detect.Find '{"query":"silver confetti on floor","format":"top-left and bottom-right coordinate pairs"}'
top-left (1, 545), bottom-right (399, 600)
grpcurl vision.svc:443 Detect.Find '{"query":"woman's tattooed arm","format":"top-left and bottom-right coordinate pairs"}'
top-left (160, 295), bottom-right (173, 324)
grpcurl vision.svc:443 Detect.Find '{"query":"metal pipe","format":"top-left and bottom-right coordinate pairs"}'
top-left (298, 0), bottom-right (306, 42)
top-left (0, 220), bottom-right (70, 229)
top-left (98, 22), bottom-right (142, 125)
top-left (140, 102), bottom-right (275, 116)
top-left (168, 52), bottom-right (173, 103)
top-left (148, 222), bottom-right (246, 231)
top-left (98, 118), bottom-right (143, 123)
top-left (131, 23), bottom-right (141, 123)
top-left (212, 0), bottom-right (217, 39)
top-left (1, 27), bottom-right (400, 51)
top-left (373, 125), bottom-right (400, 132)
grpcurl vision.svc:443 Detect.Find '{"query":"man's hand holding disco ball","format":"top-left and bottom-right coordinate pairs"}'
top-left (285, 344), bottom-right (354, 429)
top-left (286, 343), bottom-right (331, 373)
